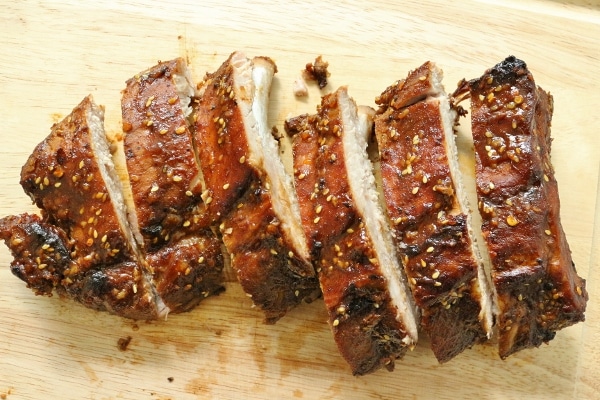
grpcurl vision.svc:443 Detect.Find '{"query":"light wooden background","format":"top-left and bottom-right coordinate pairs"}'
top-left (0, 1), bottom-right (599, 399)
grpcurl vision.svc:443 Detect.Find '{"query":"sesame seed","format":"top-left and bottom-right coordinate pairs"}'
top-left (183, 220), bottom-right (191, 227)
top-left (150, 183), bottom-right (159, 192)
top-left (489, 182), bottom-right (495, 190)
top-left (514, 95), bottom-right (523, 104)
top-left (54, 182), bottom-right (62, 188)
top-left (298, 173), bottom-right (306, 180)
top-left (426, 246), bottom-right (434, 253)
top-left (185, 190), bottom-right (193, 196)
top-left (576, 286), bottom-right (583, 296)
top-left (316, 205), bottom-right (323, 214)
top-left (410, 278), bottom-right (417, 285)
top-left (434, 281), bottom-right (442, 287)
top-left (288, 251), bottom-right (294, 258)
top-left (422, 176), bottom-right (428, 184)
top-left (485, 130), bottom-right (493, 138)
top-left (412, 135), bottom-right (420, 145)
top-left (544, 174), bottom-right (549, 182)
top-left (545, 229), bottom-right (551, 236)
top-left (101, 235), bottom-right (107, 243)
top-left (145, 96), bottom-right (155, 107)
top-left (205, 196), bottom-right (213, 205)
top-left (313, 217), bottom-right (321, 224)
top-left (223, 183), bottom-right (230, 190)
top-left (168, 96), bottom-right (178, 105)
top-left (172, 175), bottom-right (182, 182)
top-left (175, 126), bottom-right (186, 134)
top-left (270, 249), bottom-right (278, 255)
top-left (78, 160), bottom-right (85, 169)
top-left (332, 319), bottom-right (340, 327)
top-left (506, 215), bottom-right (519, 226)
top-left (518, 294), bottom-right (523, 301)
top-left (512, 120), bottom-right (517, 129)
top-left (346, 228), bottom-right (354, 233)
top-left (418, 75), bottom-right (427, 81)
top-left (159, 129), bottom-right (168, 135)
top-left (146, 120), bottom-right (154, 127)
top-left (432, 270), bottom-right (440, 279)
top-left (239, 156), bottom-right (246, 164)
top-left (420, 259), bottom-right (427, 267)
top-left (393, 217), bottom-right (402, 225)
top-left (412, 187), bottom-right (419, 195)
top-left (487, 93), bottom-right (495, 102)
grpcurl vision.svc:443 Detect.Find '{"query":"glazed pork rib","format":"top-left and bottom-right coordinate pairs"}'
top-left (121, 58), bottom-right (208, 251)
top-left (454, 56), bottom-right (588, 358)
top-left (193, 52), bottom-right (319, 323)
top-left (287, 87), bottom-right (419, 376)
top-left (374, 63), bottom-right (495, 362)
top-left (20, 95), bottom-right (137, 269)
top-left (121, 58), bottom-right (225, 314)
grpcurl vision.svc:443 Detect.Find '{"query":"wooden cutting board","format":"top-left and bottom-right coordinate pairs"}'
top-left (1, 1), bottom-right (599, 399)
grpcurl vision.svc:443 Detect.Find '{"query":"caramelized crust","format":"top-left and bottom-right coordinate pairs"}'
top-left (0, 213), bottom-right (73, 295)
top-left (457, 56), bottom-right (588, 358)
top-left (193, 55), bottom-right (255, 223)
top-left (289, 87), bottom-right (417, 375)
top-left (193, 52), bottom-right (318, 323)
top-left (122, 58), bottom-right (207, 251)
top-left (20, 96), bottom-right (133, 268)
top-left (147, 233), bottom-right (225, 313)
top-left (220, 179), bottom-right (320, 323)
top-left (375, 62), bottom-right (492, 362)
top-left (0, 213), bottom-right (159, 320)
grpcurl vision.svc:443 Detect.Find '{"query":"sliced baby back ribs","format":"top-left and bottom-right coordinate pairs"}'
top-left (374, 63), bottom-right (495, 362)
top-left (455, 56), bottom-right (588, 358)
top-left (287, 87), bottom-right (419, 375)
top-left (193, 52), bottom-right (319, 323)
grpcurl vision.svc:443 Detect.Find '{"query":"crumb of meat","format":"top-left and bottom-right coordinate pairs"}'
top-left (167, 377), bottom-right (174, 383)
top-left (293, 76), bottom-right (309, 97)
top-left (304, 55), bottom-right (330, 89)
top-left (271, 126), bottom-right (283, 142)
top-left (118, 335), bottom-right (132, 351)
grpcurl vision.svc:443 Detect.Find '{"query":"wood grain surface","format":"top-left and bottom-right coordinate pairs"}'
top-left (1, 1), bottom-right (599, 399)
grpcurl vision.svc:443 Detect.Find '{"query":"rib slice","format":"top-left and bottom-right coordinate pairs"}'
top-left (288, 87), bottom-right (418, 376)
top-left (0, 214), bottom-right (160, 320)
top-left (120, 58), bottom-right (226, 314)
top-left (20, 95), bottom-right (137, 270)
top-left (374, 62), bottom-right (495, 362)
top-left (193, 52), bottom-right (319, 323)
top-left (454, 56), bottom-right (588, 358)
top-left (121, 58), bottom-right (208, 251)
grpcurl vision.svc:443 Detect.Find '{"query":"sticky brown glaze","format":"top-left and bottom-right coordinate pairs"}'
top-left (122, 58), bottom-right (207, 251)
top-left (20, 96), bottom-right (133, 269)
top-left (220, 178), bottom-right (320, 324)
top-left (286, 112), bottom-right (356, 253)
top-left (0, 213), bottom-right (159, 320)
top-left (456, 56), bottom-right (588, 358)
top-left (67, 261), bottom-right (159, 320)
top-left (194, 53), bottom-right (318, 323)
top-left (0, 213), bottom-right (73, 295)
top-left (375, 62), bottom-right (491, 362)
top-left (288, 89), bottom-right (415, 375)
top-left (147, 233), bottom-right (225, 313)
top-left (193, 54), bottom-right (255, 223)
